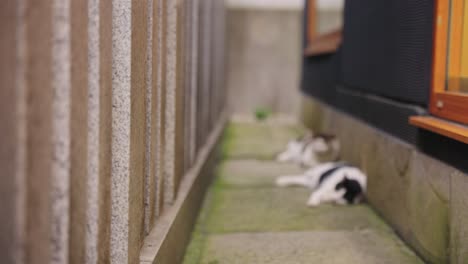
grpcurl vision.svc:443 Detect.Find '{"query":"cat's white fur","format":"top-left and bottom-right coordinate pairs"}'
top-left (276, 133), bottom-right (340, 167)
top-left (276, 162), bottom-right (367, 207)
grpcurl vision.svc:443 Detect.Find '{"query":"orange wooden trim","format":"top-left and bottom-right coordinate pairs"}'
top-left (431, 0), bottom-right (449, 95)
top-left (304, 29), bottom-right (342, 56)
top-left (307, 0), bottom-right (317, 44)
top-left (409, 116), bottom-right (468, 144)
top-left (430, 0), bottom-right (468, 124)
top-left (430, 92), bottom-right (468, 124)
top-left (447, 0), bottom-right (463, 91)
top-left (460, 0), bottom-right (468, 78)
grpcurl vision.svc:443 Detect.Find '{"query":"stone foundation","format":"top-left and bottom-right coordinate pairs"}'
top-left (301, 96), bottom-right (468, 263)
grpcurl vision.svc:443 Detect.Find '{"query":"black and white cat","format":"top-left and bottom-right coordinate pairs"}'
top-left (276, 132), bottom-right (340, 167)
top-left (276, 162), bottom-right (366, 206)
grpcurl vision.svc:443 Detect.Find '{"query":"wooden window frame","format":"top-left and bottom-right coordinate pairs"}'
top-left (431, 0), bottom-right (468, 125)
top-left (410, 0), bottom-right (468, 144)
top-left (304, 0), bottom-right (342, 56)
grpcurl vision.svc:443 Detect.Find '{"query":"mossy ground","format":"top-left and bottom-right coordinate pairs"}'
top-left (183, 120), bottom-right (423, 264)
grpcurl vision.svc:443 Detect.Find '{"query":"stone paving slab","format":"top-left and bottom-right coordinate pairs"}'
top-left (206, 187), bottom-right (391, 233)
top-left (201, 231), bottom-right (423, 264)
top-left (217, 160), bottom-right (304, 188)
top-left (222, 122), bottom-right (303, 160)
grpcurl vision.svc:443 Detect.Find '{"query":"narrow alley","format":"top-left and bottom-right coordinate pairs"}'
top-left (183, 118), bottom-right (423, 264)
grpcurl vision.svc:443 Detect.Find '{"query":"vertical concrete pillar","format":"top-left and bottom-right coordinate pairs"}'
top-left (144, 0), bottom-right (157, 235)
top-left (196, 0), bottom-right (214, 147)
top-left (154, 0), bottom-right (165, 218)
top-left (51, 0), bottom-right (71, 263)
top-left (174, 0), bottom-right (186, 191)
top-left (157, 0), bottom-right (168, 216)
top-left (69, 0), bottom-right (89, 264)
top-left (189, 0), bottom-right (200, 165)
top-left (129, 0), bottom-right (149, 261)
top-left (0, 1), bottom-right (25, 263)
top-left (96, 0), bottom-right (113, 262)
top-left (216, 0), bottom-right (227, 117)
top-left (110, 0), bottom-right (148, 262)
top-left (183, 0), bottom-right (193, 172)
top-left (219, 0), bottom-right (227, 114)
top-left (209, 0), bottom-right (219, 127)
top-left (163, 0), bottom-right (179, 204)
top-left (110, 0), bottom-right (132, 262)
top-left (196, 0), bottom-right (205, 152)
top-left (23, 0), bottom-right (54, 263)
top-left (207, 0), bottom-right (213, 131)
top-left (14, 2), bottom-right (28, 263)
top-left (86, 0), bottom-right (101, 263)
top-left (87, 1), bottom-right (113, 263)
top-left (212, 0), bottom-right (220, 120)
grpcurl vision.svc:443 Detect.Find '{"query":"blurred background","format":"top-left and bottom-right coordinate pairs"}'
top-left (226, 0), bottom-right (343, 116)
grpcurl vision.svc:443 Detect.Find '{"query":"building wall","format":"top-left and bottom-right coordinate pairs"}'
top-left (226, 3), bottom-right (302, 116)
top-left (300, 1), bottom-right (468, 262)
top-left (301, 0), bottom-right (433, 144)
top-left (225, 0), bottom-right (344, 116)
top-left (0, 1), bottom-right (227, 264)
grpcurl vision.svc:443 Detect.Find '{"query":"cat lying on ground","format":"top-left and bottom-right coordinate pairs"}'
top-left (276, 132), bottom-right (340, 168)
top-left (276, 162), bottom-right (367, 207)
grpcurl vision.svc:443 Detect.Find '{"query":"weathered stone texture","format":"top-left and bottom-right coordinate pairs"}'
top-left (86, 1), bottom-right (100, 262)
top-left (2, 1), bottom-right (227, 263)
top-left (362, 131), bottom-right (413, 239)
top-left (0, 2), bottom-right (23, 263)
top-left (144, 0), bottom-right (156, 236)
top-left (207, 187), bottom-right (390, 233)
top-left (25, 1), bottom-right (54, 263)
top-left (217, 160), bottom-right (303, 188)
top-left (407, 152), bottom-right (450, 263)
top-left (174, 0), bottom-right (187, 204)
top-left (96, 1), bottom-right (113, 263)
top-left (226, 8), bottom-right (302, 116)
top-left (51, 0), bottom-right (72, 262)
top-left (183, 0), bottom-right (193, 172)
top-left (450, 171), bottom-right (468, 263)
top-left (157, 0), bottom-right (168, 218)
top-left (70, 0), bottom-right (89, 263)
top-left (110, 0), bottom-right (132, 262)
top-left (189, 0), bottom-right (200, 166)
top-left (163, 0), bottom-right (178, 205)
top-left (129, 0), bottom-right (149, 263)
top-left (300, 96), bottom-right (468, 264)
top-left (222, 122), bottom-right (303, 160)
top-left (203, 231), bottom-right (423, 264)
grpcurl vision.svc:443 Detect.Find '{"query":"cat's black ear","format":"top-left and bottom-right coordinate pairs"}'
top-left (343, 174), bottom-right (350, 182)
top-left (335, 175), bottom-right (349, 190)
top-left (335, 178), bottom-right (346, 190)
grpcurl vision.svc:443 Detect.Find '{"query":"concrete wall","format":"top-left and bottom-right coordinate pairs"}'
top-left (226, 3), bottom-right (302, 116)
top-left (302, 96), bottom-right (468, 264)
top-left (225, 0), bottom-right (344, 116)
top-left (0, 1), bottom-right (227, 264)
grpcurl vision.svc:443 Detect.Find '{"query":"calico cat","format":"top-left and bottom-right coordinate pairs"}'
top-left (277, 132), bottom-right (340, 167)
top-left (275, 162), bottom-right (366, 206)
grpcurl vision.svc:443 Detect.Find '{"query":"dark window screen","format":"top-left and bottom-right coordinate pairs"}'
top-left (340, 0), bottom-right (434, 106)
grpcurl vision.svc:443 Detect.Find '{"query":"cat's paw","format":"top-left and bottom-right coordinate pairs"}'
top-left (334, 199), bottom-right (348, 205)
top-left (276, 152), bottom-right (290, 162)
top-left (275, 176), bottom-right (291, 187)
top-left (307, 197), bottom-right (321, 207)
